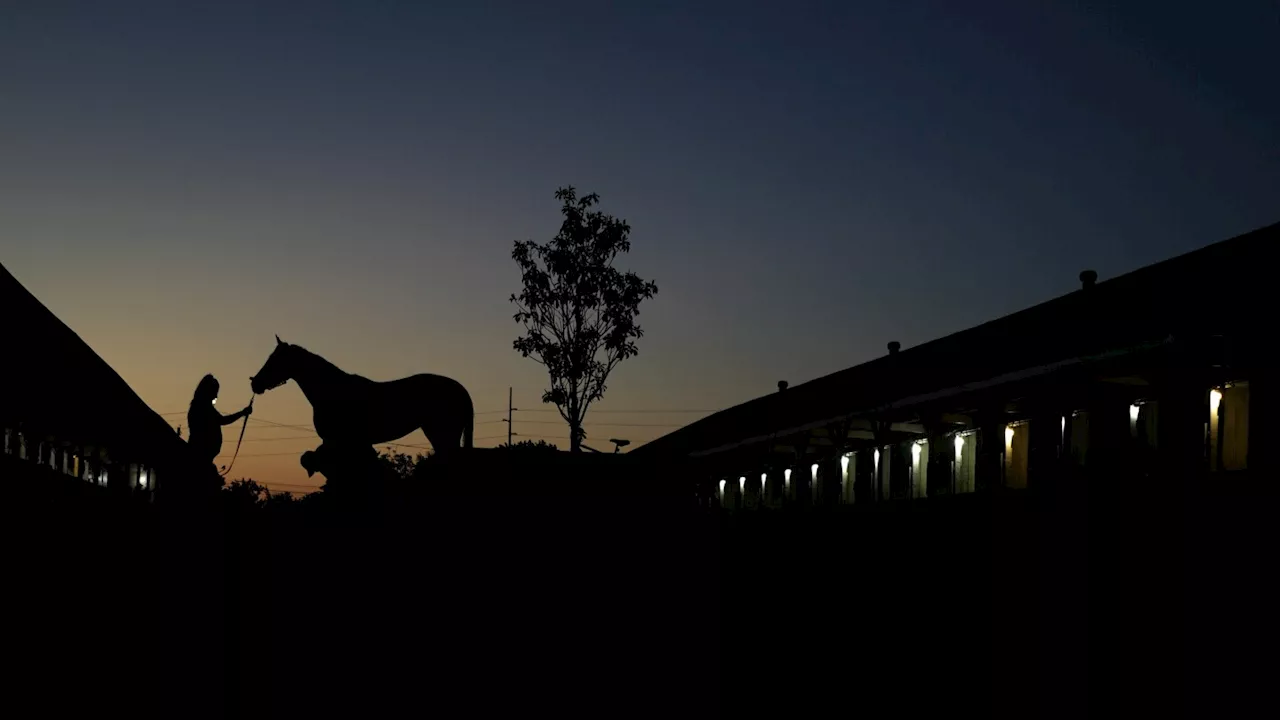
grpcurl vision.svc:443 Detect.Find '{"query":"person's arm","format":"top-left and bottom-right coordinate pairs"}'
top-left (220, 405), bottom-right (254, 426)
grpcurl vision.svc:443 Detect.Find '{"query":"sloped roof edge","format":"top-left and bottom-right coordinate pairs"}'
top-left (1, 260), bottom-right (187, 464)
top-left (634, 220), bottom-right (1278, 458)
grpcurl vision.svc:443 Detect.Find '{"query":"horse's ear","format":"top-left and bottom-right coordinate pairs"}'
top-left (276, 334), bottom-right (282, 345)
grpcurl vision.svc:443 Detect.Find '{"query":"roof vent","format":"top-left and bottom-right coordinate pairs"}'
top-left (777, 380), bottom-right (788, 392)
top-left (1079, 269), bottom-right (1097, 289)
top-left (887, 341), bottom-right (901, 355)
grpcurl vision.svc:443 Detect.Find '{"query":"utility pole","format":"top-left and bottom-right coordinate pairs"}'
top-left (506, 387), bottom-right (516, 446)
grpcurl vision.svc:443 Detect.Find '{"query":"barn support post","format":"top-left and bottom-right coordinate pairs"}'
top-left (925, 427), bottom-right (952, 498)
top-left (1028, 409), bottom-right (1062, 497)
top-left (975, 412), bottom-right (1002, 493)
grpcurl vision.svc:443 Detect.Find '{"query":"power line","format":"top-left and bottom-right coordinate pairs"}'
top-left (235, 423), bottom-right (436, 448)
top-left (250, 417), bottom-right (316, 432)
top-left (483, 408), bottom-right (714, 416)
top-left (159, 404), bottom-right (692, 452)
top-left (173, 408), bottom-right (494, 419)
top-left (260, 486), bottom-right (318, 495)
top-left (155, 410), bottom-right (317, 431)
top-left (215, 450), bottom-right (305, 458)
top-left (161, 407), bottom-right (713, 419)
top-left (239, 417), bottom-right (432, 450)
top-left (604, 420), bottom-right (687, 426)
top-left (378, 438), bottom-right (435, 448)
top-left (210, 427), bottom-right (644, 453)
top-left (513, 408), bottom-right (714, 414)
top-left (228, 435), bottom-right (318, 444)
top-left (158, 414), bottom-right (317, 432)
top-left (513, 420), bottom-right (683, 428)
top-left (216, 440), bottom-right (430, 459)
top-left (508, 433), bottom-right (572, 440)
top-left (476, 432), bottom-right (573, 443)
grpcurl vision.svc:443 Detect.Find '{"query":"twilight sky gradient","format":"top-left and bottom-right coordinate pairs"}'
top-left (2, 1), bottom-right (1277, 492)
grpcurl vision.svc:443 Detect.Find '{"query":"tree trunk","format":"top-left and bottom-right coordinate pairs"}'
top-left (569, 422), bottom-right (582, 452)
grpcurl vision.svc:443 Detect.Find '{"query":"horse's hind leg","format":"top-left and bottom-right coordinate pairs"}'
top-left (425, 425), bottom-right (463, 455)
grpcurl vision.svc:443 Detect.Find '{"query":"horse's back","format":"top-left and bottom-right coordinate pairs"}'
top-left (379, 373), bottom-right (472, 409)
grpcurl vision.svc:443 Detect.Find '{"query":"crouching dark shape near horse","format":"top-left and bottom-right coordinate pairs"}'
top-left (300, 443), bottom-right (378, 482)
top-left (250, 336), bottom-right (473, 482)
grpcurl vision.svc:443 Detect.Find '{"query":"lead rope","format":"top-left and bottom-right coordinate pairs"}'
top-left (220, 395), bottom-right (255, 478)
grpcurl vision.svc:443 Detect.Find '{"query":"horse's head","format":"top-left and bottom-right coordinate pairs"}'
top-left (250, 335), bottom-right (294, 395)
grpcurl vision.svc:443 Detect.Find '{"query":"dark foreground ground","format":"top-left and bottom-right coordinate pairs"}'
top-left (4, 457), bottom-right (1277, 717)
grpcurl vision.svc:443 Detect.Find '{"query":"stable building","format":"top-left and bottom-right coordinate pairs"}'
top-left (635, 222), bottom-right (1276, 509)
top-left (1, 261), bottom-right (193, 496)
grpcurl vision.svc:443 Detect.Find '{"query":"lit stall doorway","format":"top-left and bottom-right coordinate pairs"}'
top-left (1004, 421), bottom-right (1030, 490)
top-left (953, 431), bottom-right (977, 494)
top-left (910, 440), bottom-right (928, 499)
top-left (1209, 382), bottom-right (1251, 472)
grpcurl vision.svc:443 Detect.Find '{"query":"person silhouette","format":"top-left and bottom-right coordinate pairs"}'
top-left (186, 374), bottom-right (253, 474)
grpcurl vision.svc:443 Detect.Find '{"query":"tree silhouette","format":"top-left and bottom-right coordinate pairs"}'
top-left (376, 448), bottom-right (429, 480)
top-left (511, 186), bottom-right (659, 452)
top-left (222, 478), bottom-right (270, 509)
top-left (222, 478), bottom-right (308, 511)
top-left (264, 488), bottom-right (299, 509)
top-left (495, 438), bottom-right (560, 452)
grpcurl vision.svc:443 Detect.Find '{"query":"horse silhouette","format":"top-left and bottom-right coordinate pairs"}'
top-left (250, 337), bottom-right (473, 475)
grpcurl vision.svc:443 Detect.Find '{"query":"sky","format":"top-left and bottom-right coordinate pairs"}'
top-left (2, 0), bottom-right (1277, 493)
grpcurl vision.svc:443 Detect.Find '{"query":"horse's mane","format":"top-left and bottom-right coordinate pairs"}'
top-left (288, 343), bottom-right (347, 379)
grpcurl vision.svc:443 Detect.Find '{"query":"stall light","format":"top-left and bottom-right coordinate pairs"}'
top-left (718, 479), bottom-right (726, 498)
top-left (1004, 426), bottom-right (1015, 447)
top-left (784, 468), bottom-right (792, 490)
top-left (954, 434), bottom-right (964, 459)
top-left (1061, 416), bottom-right (1066, 441)
top-left (873, 449), bottom-right (880, 472)
top-left (139, 472), bottom-right (148, 489)
top-left (739, 476), bottom-right (746, 494)
top-left (840, 454), bottom-right (850, 478)
top-left (911, 441), bottom-right (923, 463)
top-left (810, 464), bottom-right (819, 482)
top-left (1129, 404), bottom-right (1141, 423)
top-left (761, 473), bottom-right (768, 493)
top-left (1209, 388), bottom-right (1223, 412)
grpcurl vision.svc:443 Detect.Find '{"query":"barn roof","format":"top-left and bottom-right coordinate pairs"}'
top-left (1, 261), bottom-right (189, 467)
top-left (634, 221), bottom-right (1276, 460)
